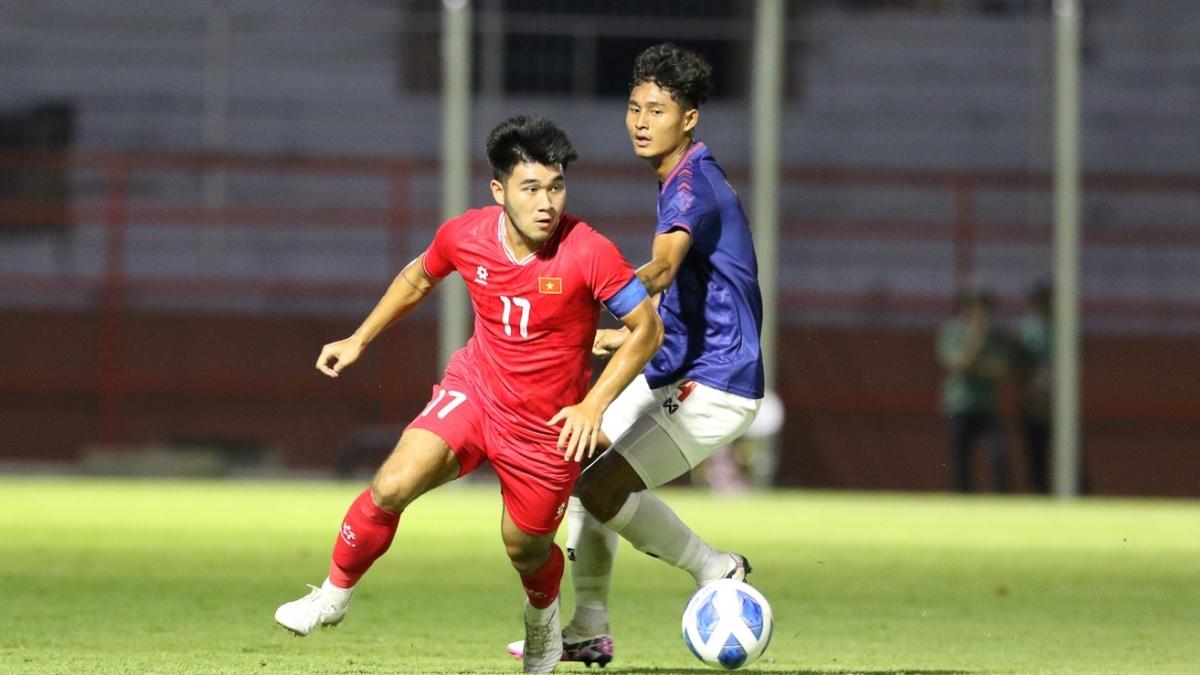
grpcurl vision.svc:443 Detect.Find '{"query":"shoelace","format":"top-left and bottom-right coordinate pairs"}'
top-left (525, 620), bottom-right (556, 657)
top-left (299, 585), bottom-right (339, 613)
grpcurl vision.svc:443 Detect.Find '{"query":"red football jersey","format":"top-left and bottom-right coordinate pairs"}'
top-left (422, 205), bottom-right (636, 443)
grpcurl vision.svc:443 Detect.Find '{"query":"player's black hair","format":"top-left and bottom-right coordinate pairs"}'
top-left (486, 115), bottom-right (579, 181)
top-left (630, 43), bottom-right (714, 111)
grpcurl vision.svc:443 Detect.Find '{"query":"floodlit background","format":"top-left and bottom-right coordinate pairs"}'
top-left (2, 0), bottom-right (1198, 496)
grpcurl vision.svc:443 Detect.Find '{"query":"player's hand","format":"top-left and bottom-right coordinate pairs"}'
top-left (592, 328), bottom-right (629, 358)
top-left (547, 401), bottom-right (604, 463)
top-left (316, 337), bottom-right (365, 378)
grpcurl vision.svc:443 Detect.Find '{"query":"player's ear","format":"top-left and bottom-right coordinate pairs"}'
top-left (490, 178), bottom-right (505, 206)
top-left (682, 108), bottom-right (699, 134)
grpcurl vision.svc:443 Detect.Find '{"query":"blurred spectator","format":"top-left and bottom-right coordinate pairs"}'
top-left (937, 288), bottom-right (1010, 492)
top-left (1012, 281), bottom-right (1051, 492)
top-left (1013, 282), bottom-right (1052, 493)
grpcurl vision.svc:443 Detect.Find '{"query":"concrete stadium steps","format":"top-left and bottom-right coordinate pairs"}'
top-left (1, 2), bottom-right (1199, 330)
top-left (1, 2), bottom-right (1197, 169)
top-left (0, 0), bottom-right (405, 153)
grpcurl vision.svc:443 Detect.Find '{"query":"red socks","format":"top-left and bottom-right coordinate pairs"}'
top-left (326, 487), bottom-right (562, 611)
top-left (520, 543), bottom-right (565, 609)
top-left (328, 488), bottom-right (401, 589)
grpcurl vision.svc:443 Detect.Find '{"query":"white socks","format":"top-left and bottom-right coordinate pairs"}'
top-left (604, 491), bottom-right (725, 586)
top-left (564, 496), bottom-right (618, 638)
top-left (525, 596), bottom-right (559, 621)
top-left (566, 491), bottom-right (733, 638)
top-left (320, 577), bottom-right (354, 602)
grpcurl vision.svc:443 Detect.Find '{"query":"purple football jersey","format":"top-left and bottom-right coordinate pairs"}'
top-left (647, 142), bottom-right (764, 399)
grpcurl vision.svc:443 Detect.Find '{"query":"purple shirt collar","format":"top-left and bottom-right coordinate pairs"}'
top-left (659, 142), bottom-right (707, 194)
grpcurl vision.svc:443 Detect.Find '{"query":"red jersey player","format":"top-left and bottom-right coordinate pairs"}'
top-left (274, 115), bottom-right (663, 675)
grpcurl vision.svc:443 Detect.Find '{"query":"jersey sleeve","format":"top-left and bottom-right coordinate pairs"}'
top-left (656, 179), bottom-right (714, 237)
top-left (603, 277), bottom-right (650, 319)
top-left (421, 217), bottom-right (459, 280)
top-left (583, 231), bottom-right (640, 313)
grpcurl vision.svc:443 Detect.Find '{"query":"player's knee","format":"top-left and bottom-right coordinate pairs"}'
top-left (370, 471), bottom-right (418, 512)
top-left (576, 472), bottom-right (627, 523)
top-left (574, 470), bottom-right (601, 510)
top-left (505, 539), bottom-right (551, 575)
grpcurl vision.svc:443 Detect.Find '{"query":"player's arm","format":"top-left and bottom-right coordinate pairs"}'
top-left (316, 256), bottom-right (440, 377)
top-left (636, 229), bottom-right (692, 296)
top-left (552, 294), bottom-right (663, 462)
top-left (593, 229), bottom-right (689, 357)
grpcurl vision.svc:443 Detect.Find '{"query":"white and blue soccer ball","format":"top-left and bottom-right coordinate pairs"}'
top-left (681, 578), bottom-right (774, 670)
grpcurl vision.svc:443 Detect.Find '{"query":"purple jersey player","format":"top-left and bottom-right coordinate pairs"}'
top-left (644, 140), bottom-right (765, 399)
top-left (508, 43), bottom-right (764, 668)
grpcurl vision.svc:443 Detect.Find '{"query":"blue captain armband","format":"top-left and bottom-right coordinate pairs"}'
top-left (602, 277), bottom-right (649, 319)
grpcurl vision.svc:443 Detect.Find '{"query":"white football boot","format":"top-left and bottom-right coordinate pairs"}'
top-left (506, 629), bottom-right (613, 667)
top-left (521, 597), bottom-right (563, 674)
top-left (274, 579), bottom-right (354, 636)
top-left (696, 552), bottom-right (753, 587)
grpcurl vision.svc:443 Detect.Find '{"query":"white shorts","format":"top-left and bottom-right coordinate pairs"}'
top-left (601, 375), bottom-right (760, 489)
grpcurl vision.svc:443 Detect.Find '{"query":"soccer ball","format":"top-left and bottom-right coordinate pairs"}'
top-left (681, 578), bottom-right (774, 670)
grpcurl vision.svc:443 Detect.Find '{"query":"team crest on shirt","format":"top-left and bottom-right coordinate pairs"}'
top-left (538, 277), bottom-right (562, 294)
top-left (475, 265), bottom-right (489, 285)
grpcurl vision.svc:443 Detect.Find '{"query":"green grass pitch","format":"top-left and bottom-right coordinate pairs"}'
top-left (1, 477), bottom-right (1197, 674)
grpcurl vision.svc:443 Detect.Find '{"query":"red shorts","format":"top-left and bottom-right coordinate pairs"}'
top-left (406, 371), bottom-right (579, 536)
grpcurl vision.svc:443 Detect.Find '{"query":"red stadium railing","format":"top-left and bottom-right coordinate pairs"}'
top-left (3, 149), bottom-right (1200, 453)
